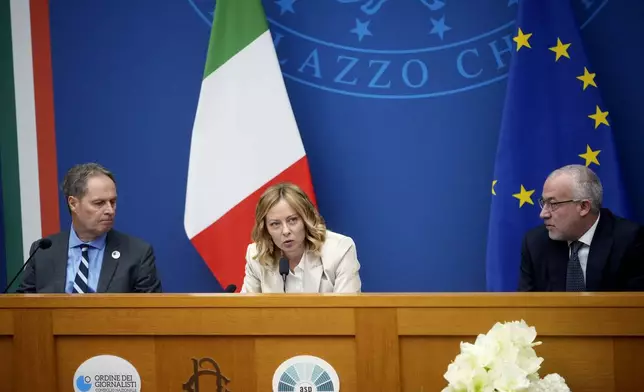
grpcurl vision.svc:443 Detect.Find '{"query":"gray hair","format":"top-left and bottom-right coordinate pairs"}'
top-left (548, 164), bottom-right (603, 213)
top-left (62, 163), bottom-right (115, 208)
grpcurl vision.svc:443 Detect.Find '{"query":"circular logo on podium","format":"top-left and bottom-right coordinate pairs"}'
top-left (272, 355), bottom-right (340, 392)
top-left (73, 354), bottom-right (141, 392)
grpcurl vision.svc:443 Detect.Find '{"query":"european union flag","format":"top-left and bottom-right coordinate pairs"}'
top-left (485, 0), bottom-right (631, 291)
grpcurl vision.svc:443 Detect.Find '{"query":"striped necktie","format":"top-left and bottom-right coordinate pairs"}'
top-left (72, 245), bottom-right (91, 293)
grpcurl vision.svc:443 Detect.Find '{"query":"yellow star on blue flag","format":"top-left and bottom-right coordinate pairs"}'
top-left (485, 0), bottom-right (630, 292)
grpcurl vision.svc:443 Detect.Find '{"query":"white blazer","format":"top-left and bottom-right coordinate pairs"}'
top-left (240, 230), bottom-right (362, 293)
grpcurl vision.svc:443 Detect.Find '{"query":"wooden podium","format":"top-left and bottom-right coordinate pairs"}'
top-left (1, 293), bottom-right (643, 391)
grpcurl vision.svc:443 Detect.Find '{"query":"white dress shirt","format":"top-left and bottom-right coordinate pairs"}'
top-left (285, 252), bottom-right (322, 293)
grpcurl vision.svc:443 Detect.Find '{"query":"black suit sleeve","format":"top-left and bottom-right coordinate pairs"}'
top-left (621, 227), bottom-right (644, 291)
top-left (518, 234), bottom-right (536, 292)
top-left (14, 240), bottom-right (40, 293)
top-left (132, 244), bottom-right (162, 293)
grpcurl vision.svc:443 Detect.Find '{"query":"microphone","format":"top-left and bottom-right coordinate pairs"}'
top-left (223, 284), bottom-right (236, 293)
top-left (3, 238), bottom-right (52, 293)
top-left (279, 257), bottom-right (289, 293)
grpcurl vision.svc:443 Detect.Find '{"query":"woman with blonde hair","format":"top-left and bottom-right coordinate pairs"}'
top-left (240, 182), bottom-right (361, 293)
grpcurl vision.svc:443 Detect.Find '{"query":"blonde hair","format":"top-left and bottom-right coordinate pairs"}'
top-left (251, 182), bottom-right (326, 266)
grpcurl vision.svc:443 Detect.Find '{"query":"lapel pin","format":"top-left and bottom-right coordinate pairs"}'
top-left (112, 250), bottom-right (121, 259)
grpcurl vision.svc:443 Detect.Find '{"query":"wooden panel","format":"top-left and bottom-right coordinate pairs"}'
top-left (613, 337), bottom-right (644, 391)
top-left (399, 308), bottom-right (644, 335)
top-left (536, 337), bottom-right (615, 392)
top-left (2, 292), bottom-right (644, 308)
top-left (13, 310), bottom-right (56, 391)
top-left (535, 336), bottom-right (620, 392)
top-left (0, 310), bottom-right (12, 334)
top-left (0, 337), bottom-right (13, 392)
top-left (400, 336), bottom-right (469, 392)
top-left (156, 337), bottom-right (255, 392)
top-left (53, 308), bottom-right (355, 335)
top-left (56, 336), bottom-right (157, 392)
top-left (356, 309), bottom-right (400, 392)
top-left (255, 337), bottom-right (357, 392)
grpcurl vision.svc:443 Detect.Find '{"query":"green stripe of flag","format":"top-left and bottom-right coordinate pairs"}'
top-left (204, 0), bottom-right (269, 79)
top-left (0, 0), bottom-right (25, 291)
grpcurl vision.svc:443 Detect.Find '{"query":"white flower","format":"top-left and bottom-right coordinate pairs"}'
top-left (527, 371), bottom-right (540, 384)
top-left (488, 359), bottom-right (531, 391)
top-left (441, 320), bottom-right (563, 392)
top-left (487, 320), bottom-right (541, 349)
top-left (516, 346), bottom-right (543, 375)
top-left (443, 353), bottom-right (476, 387)
top-left (460, 334), bottom-right (499, 368)
top-left (443, 353), bottom-right (495, 392)
top-left (528, 373), bottom-right (571, 392)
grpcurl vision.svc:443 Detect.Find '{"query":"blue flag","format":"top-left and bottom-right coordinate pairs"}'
top-left (485, 0), bottom-right (630, 292)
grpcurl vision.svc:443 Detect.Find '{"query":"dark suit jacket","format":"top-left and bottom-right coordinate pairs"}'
top-left (15, 229), bottom-right (162, 293)
top-left (519, 208), bottom-right (644, 292)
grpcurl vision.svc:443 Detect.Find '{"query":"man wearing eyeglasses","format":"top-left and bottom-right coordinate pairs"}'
top-left (519, 164), bottom-right (644, 292)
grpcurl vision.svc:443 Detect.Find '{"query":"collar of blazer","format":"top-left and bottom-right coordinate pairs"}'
top-left (97, 230), bottom-right (121, 292)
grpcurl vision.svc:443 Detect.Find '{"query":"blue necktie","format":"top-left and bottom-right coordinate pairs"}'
top-left (566, 241), bottom-right (585, 291)
top-left (72, 245), bottom-right (90, 293)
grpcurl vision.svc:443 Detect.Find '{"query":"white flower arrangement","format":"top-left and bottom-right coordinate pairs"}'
top-left (441, 320), bottom-right (571, 392)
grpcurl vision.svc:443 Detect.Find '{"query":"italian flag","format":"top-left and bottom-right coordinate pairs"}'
top-left (184, 0), bottom-right (315, 290)
top-left (0, 0), bottom-right (59, 290)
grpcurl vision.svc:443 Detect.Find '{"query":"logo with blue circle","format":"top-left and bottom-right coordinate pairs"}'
top-left (76, 375), bottom-right (92, 392)
top-left (73, 354), bottom-right (141, 392)
top-left (271, 355), bottom-right (340, 392)
top-left (189, 0), bottom-right (608, 99)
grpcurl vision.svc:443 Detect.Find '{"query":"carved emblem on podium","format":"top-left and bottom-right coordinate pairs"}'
top-left (182, 357), bottom-right (231, 392)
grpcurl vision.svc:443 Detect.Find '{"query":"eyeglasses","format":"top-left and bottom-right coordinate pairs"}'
top-left (537, 197), bottom-right (583, 211)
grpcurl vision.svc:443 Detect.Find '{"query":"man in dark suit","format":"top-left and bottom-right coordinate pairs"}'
top-left (16, 163), bottom-right (162, 293)
top-left (519, 164), bottom-right (644, 292)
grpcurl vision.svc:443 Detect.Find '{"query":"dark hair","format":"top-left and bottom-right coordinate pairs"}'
top-left (61, 163), bottom-right (115, 212)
